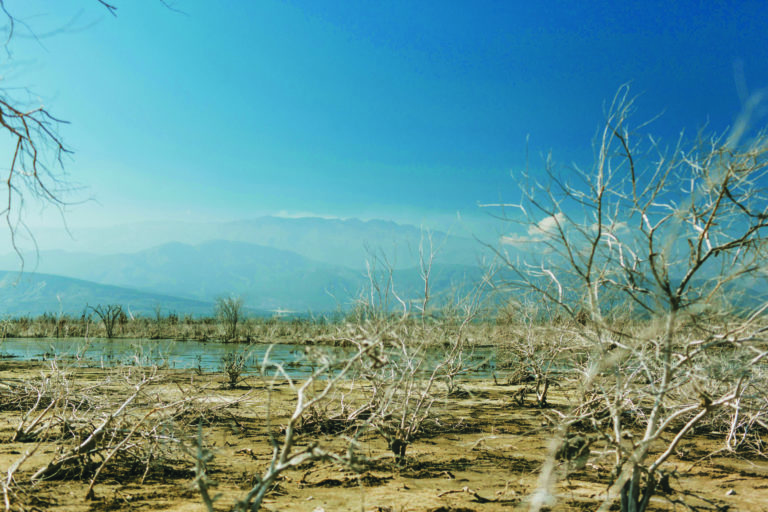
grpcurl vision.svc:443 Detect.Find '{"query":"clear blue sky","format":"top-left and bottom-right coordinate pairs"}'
top-left (3, 0), bottom-right (767, 234)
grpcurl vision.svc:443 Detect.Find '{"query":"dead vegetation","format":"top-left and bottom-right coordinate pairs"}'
top-left (1, 354), bottom-right (766, 512)
top-left (488, 85), bottom-right (768, 511)
top-left (0, 85), bottom-right (765, 512)
top-left (0, 355), bottom-right (257, 510)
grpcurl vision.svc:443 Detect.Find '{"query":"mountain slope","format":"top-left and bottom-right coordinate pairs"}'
top-left (12, 216), bottom-right (485, 269)
top-left (0, 240), bottom-right (487, 313)
top-left (0, 271), bottom-right (216, 317)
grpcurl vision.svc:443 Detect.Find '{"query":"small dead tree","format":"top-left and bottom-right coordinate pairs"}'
top-left (89, 304), bottom-right (123, 339)
top-left (30, 368), bottom-right (158, 482)
top-left (361, 335), bottom-right (443, 464)
top-left (219, 349), bottom-right (250, 389)
top-left (8, 362), bottom-right (81, 443)
top-left (417, 230), bottom-right (436, 321)
top-left (216, 295), bottom-right (244, 341)
top-left (0, 357), bottom-right (210, 508)
top-left (348, 238), bottom-right (492, 464)
top-left (489, 86), bottom-right (768, 512)
top-left (496, 301), bottom-right (578, 408)
top-left (192, 341), bottom-right (381, 512)
top-left (438, 271), bottom-right (495, 396)
top-left (352, 316), bottom-right (483, 464)
top-left (357, 244), bottom-right (408, 323)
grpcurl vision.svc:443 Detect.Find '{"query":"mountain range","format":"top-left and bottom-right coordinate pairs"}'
top-left (13, 216), bottom-right (489, 268)
top-left (0, 217), bottom-right (491, 316)
top-left (0, 271), bottom-right (216, 317)
top-left (2, 215), bottom-right (763, 318)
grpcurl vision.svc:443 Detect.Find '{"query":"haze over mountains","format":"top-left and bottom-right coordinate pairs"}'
top-left (14, 216), bottom-right (490, 267)
top-left (0, 271), bottom-right (214, 317)
top-left (3, 216), bottom-right (764, 318)
top-left (0, 217), bottom-right (492, 316)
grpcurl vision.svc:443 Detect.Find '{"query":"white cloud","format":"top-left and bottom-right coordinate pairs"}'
top-left (273, 210), bottom-right (345, 220)
top-left (501, 213), bottom-right (565, 245)
top-left (530, 213), bottom-right (565, 236)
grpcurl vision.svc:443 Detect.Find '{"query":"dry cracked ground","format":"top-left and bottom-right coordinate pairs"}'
top-left (1, 359), bottom-right (766, 511)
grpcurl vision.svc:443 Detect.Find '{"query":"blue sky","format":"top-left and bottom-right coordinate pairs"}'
top-left (3, 0), bottom-right (767, 237)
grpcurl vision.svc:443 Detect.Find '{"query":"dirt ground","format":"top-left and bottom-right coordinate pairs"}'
top-left (1, 360), bottom-right (766, 512)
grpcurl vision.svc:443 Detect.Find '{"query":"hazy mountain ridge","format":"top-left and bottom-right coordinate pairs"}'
top-left (0, 271), bottom-right (217, 317)
top-left (5, 234), bottom-right (758, 318)
top-left (14, 216), bottom-right (486, 269)
top-left (0, 238), bottom-right (487, 314)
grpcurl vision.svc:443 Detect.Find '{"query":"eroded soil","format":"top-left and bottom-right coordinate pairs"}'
top-left (1, 360), bottom-right (766, 511)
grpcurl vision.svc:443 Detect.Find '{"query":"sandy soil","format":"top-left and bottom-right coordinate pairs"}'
top-left (1, 360), bottom-right (766, 511)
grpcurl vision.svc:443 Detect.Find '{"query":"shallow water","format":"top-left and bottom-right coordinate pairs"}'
top-left (0, 338), bottom-right (337, 377)
top-left (0, 337), bottom-right (496, 378)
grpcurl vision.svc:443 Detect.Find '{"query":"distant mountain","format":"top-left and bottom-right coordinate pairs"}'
top-left (210, 217), bottom-right (484, 269)
top-left (12, 216), bottom-right (486, 269)
top-left (0, 240), bottom-right (487, 313)
top-left (0, 271), bottom-right (216, 317)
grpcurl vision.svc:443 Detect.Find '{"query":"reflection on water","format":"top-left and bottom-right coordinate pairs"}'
top-left (0, 338), bottom-right (496, 378)
top-left (0, 338), bottom-right (327, 378)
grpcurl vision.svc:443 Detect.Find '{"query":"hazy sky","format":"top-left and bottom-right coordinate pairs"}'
top-left (3, 0), bottom-right (767, 235)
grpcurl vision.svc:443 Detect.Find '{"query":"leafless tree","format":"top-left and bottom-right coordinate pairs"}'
top-left (191, 342), bottom-right (381, 512)
top-left (348, 247), bottom-right (493, 464)
top-left (0, 1), bottom-right (176, 264)
top-left (216, 295), bottom-right (244, 341)
top-left (496, 301), bottom-right (579, 407)
top-left (89, 303), bottom-right (123, 339)
top-left (356, 244), bottom-right (408, 322)
top-left (219, 348), bottom-right (250, 388)
top-left (0, 353), bottom-right (218, 508)
top-left (488, 85), bottom-right (768, 511)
